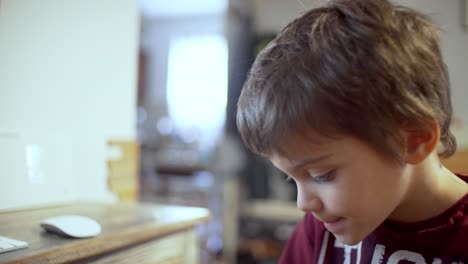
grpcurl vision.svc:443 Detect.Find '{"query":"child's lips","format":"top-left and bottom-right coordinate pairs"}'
top-left (323, 217), bottom-right (342, 224)
top-left (323, 217), bottom-right (345, 233)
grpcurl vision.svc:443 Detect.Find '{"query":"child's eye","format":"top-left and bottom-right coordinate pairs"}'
top-left (310, 169), bottom-right (336, 183)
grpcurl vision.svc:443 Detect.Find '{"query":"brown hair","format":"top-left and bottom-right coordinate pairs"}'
top-left (236, 0), bottom-right (456, 161)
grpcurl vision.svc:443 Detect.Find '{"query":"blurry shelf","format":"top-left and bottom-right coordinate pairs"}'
top-left (155, 164), bottom-right (206, 176)
top-left (241, 199), bottom-right (304, 222)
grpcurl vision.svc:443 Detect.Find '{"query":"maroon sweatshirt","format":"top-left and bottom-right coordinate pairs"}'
top-left (280, 175), bottom-right (468, 263)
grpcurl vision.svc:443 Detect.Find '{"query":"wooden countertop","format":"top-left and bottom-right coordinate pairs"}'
top-left (0, 202), bottom-right (210, 264)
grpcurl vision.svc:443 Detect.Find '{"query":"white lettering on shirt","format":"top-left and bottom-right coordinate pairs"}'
top-left (319, 231), bottom-right (465, 264)
top-left (371, 244), bottom-right (386, 264)
top-left (387, 250), bottom-right (426, 264)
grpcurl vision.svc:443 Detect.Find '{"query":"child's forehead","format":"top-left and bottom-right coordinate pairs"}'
top-left (269, 134), bottom-right (340, 172)
top-left (273, 132), bottom-right (341, 159)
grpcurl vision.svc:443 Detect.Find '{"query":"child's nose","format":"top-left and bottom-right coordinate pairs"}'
top-left (296, 186), bottom-right (323, 213)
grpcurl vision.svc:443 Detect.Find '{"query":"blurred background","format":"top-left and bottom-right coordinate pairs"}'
top-left (1, 0), bottom-right (467, 263)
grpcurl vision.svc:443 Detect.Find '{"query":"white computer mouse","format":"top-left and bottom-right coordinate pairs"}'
top-left (40, 215), bottom-right (102, 238)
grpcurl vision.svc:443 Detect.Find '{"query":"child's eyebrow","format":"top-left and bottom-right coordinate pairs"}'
top-left (289, 154), bottom-right (332, 172)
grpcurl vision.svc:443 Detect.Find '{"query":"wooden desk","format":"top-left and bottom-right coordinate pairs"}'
top-left (0, 203), bottom-right (210, 264)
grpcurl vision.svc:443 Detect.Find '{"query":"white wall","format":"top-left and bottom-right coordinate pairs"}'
top-left (0, 0), bottom-right (139, 210)
top-left (252, 0), bottom-right (312, 34)
top-left (252, 0), bottom-right (468, 148)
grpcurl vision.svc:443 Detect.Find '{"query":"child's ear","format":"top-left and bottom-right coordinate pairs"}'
top-left (403, 121), bottom-right (440, 164)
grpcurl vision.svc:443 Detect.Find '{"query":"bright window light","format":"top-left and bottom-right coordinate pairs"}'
top-left (167, 35), bottom-right (228, 151)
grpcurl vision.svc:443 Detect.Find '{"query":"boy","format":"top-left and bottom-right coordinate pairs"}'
top-left (236, 0), bottom-right (468, 263)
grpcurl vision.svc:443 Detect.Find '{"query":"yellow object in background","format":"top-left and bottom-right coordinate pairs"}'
top-left (443, 150), bottom-right (468, 174)
top-left (107, 140), bottom-right (140, 201)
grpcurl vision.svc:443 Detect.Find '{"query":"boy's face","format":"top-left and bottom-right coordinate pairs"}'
top-left (270, 133), bottom-right (409, 245)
